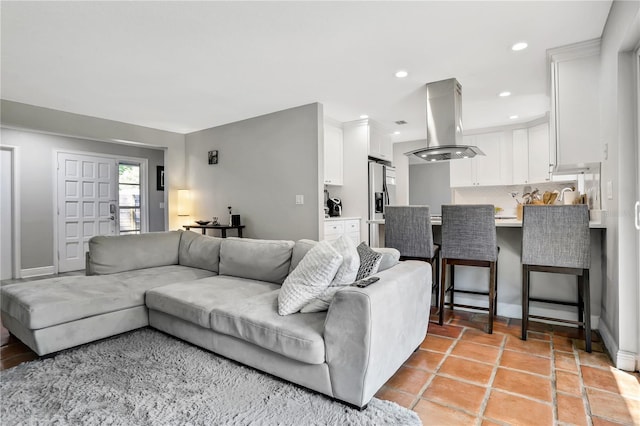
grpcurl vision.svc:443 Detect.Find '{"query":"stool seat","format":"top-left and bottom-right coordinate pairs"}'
top-left (521, 204), bottom-right (592, 352)
top-left (439, 205), bottom-right (498, 333)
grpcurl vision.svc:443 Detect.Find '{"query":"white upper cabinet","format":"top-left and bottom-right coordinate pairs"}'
top-left (512, 122), bottom-right (551, 185)
top-left (450, 133), bottom-right (507, 187)
top-left (528, 123), bottom-right (551, 183)
top-left (324, 122), bottom-right (343, 185)
top-left (549, 40), bottom-right (601, 166)
top-left (343, 118), bottom-right (393, 162)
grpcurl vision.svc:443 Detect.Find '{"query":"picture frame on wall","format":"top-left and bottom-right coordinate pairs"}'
top-left (156, 166), bottom-right (164, 191)
top-left (208, 150), bottom-right (218, 165)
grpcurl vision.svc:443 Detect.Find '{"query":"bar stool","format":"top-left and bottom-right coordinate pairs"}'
top-left (385, 206), bottom-right (441, 309)
top-left (439, 205), bottom-right (498, 333)
top-left (521, 204), bottom-right (592, 352)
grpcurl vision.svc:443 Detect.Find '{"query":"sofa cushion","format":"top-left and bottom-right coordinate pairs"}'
top-left (1, 265), bottom-right (214, 330)
top-left (179, 230), bottom-right (222, 273)
top-left (289, 239), bottom-right (317, 273)
top-left (211, 291), bottom-right (326, 364)
top-left (146, 276), bottom-right (279, 328)
top-left (219, 238), bottom-right (294, 284)
top-left (278, 240), bottom-right (343, 316)
top-left (88, 231), bottom-right (182, 275)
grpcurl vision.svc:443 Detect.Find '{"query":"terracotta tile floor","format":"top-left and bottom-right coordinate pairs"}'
top-left (376, 309), bottom-right (640, 425)
top-left (1, 311), bottom-right (639, 425)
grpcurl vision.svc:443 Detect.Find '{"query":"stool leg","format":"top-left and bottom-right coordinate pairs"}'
top-left (450, 264), bottom-right (455, 309)
top-left (431, 258), bottom-right (438, 309)
top-left (488, 261), bottom-right (496, 334)
top-left (494, 259), bottom-right (499, 316)
top-left (435, 255), bottom-right (440, 308)
top-left (521, 265), bottom-right (529, 341)
top-left (577, 275), bottom-right (584, 329)
top-left (583, 269), bottom-right (591, 353)
top-left (439, 259), bottom-right (447, 326)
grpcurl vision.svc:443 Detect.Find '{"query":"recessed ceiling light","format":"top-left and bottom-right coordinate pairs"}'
top-left (512, 42), bottom-right (528, 51)
top-left (455, 151), bottom-right (462, 155)
top-left (395, 70), bottom-right (408, 78)
top-left (359, 114), bottom-right (369, 119)
top-left (430, 159), bottom-right (437, 162)
top-left (421, 154), bottom-right (427, 158)
top-left (499, 91), bottom-right (511, 97)
top-left (393, 131), bottom-right (401, 135)
top-left (509, 115), bottom-right (519, 120)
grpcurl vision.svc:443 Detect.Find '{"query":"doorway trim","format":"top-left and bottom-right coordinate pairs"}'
top-left (53, 149), bottom-right (149, 273)
top-left (0, 145), bottom-right (21, 280)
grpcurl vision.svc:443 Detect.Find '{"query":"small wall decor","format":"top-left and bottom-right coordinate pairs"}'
top-left (156, 166), bottom-right (165, 191)
top-left (208, 150), bottom-right (218, 165)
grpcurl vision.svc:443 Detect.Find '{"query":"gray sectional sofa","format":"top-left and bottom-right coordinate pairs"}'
top-left (1, 230), bottom-right (432, 408)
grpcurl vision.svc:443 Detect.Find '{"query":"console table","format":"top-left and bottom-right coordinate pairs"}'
top-left (183, 224), bottom-right (245, 238)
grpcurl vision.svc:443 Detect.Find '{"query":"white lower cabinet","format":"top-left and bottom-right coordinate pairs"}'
top-left (324, 218), bottom-right (361, 245)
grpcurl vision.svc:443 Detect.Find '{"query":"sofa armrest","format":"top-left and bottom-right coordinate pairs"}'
top-left (323, 260), bottom-right (431, 408)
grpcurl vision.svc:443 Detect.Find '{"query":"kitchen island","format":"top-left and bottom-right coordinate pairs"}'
top-left (368, 217), bottom-right (605, 327)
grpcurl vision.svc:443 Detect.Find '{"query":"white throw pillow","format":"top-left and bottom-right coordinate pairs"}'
top-left (300, 236), bottom-right (360, 313)
top-left (278, 240), bottom-right (343, 315)
top-left (329, 235), bottom-right (360, 285)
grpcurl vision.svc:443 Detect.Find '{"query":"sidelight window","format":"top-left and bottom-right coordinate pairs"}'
top-left (118, 162), bottom-right (141, 234)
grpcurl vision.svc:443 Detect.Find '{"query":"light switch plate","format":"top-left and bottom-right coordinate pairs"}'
top-left (607, 181), bottom-right (613, 200)
top-left (295, 195), bottom-right (304, 205)
top-left (159, 202), bottom-right (165, 209)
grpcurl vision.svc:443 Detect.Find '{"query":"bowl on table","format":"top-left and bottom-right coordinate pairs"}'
top-left (194, 220), bottom-right (211, 226)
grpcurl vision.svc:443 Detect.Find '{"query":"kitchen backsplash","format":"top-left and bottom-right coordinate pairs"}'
top-left (452, 181), bottom-right (583, 217)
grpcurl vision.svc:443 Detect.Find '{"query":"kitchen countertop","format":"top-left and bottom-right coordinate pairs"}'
top-left (367, 218), bottom-right (606, 229)
top-left (324, 216), bottom-right (362, 221)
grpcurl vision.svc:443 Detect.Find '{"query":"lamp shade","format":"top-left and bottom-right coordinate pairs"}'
top-left (177, 189), bottom-right (191, 216)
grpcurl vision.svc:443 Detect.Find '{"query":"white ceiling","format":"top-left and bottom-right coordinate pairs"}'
top-left (1, 1), bottom-right (612, 142)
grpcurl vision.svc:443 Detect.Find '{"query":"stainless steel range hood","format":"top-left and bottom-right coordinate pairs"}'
top-left (406, 78), bottom-right (484, 162)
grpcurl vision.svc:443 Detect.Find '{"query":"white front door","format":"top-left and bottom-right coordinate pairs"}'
top-left (1, 148), bottom-right (13, 280)
top-left (57, 152), bottom-right (117, 272)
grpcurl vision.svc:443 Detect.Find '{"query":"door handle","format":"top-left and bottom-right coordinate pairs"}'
top-left (635, 201), bottom-right (640, 231)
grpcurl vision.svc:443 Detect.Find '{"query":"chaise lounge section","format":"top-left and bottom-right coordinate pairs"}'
top-left (1, 230), bottom-right (431, 408)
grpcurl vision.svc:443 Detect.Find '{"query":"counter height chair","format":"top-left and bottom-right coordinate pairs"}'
top-left (439, 205), bottom-right (498, 333)
top-left (385, 206), bottom-right (441, 312)
top-left (521, 204), bottom-right (592, 352)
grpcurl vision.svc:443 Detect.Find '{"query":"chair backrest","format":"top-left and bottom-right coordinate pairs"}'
top-left (384, 205), bottom-right (434, 259)
top-left (522, 204), bottom-right (590, 269)
top-left (441, 204), bottom-right (497, 262)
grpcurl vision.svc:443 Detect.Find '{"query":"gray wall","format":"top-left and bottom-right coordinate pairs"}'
top-left (598, 0), bottom-right (640, 367)
top-left (0, 128), bottom-right (165, 269)
top-left (184, 103), bottom-right (322, 241)
top-left (408, 162), bottom-right (451, 215)
top-left (0, 100), bottom-right (186, 230)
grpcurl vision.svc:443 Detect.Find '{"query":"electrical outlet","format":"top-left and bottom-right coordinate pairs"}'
top-left (603, 142), bottom-right (608, 160)
top-left (159, 202), bottom-right (165, 209)
top-left (295, 195), bottom-right (304, 205)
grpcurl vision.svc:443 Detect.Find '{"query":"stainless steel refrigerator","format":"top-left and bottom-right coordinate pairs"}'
top-left (368, 161), bottom-right (396, 245)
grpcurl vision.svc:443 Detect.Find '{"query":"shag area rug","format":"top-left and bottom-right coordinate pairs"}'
top-left (1, 329), bottom-right (421, 425)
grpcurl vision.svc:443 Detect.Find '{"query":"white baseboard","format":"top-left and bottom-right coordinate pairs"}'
top-left (20, 266), bottom-right (55, 278)
top-left (616, 350), bottom-right (638, 372)
top-left (598, 318), bottom-right (618, 356)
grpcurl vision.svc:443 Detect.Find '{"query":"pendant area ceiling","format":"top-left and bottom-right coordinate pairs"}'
top-left (0, 1), bottom-right (612, 141)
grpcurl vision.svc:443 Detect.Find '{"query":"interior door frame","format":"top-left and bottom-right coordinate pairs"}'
top-left (0, 145), bottom-right (21, 279)
top-left (635, 46), bottom-right (640, 370)
top-left (53, 149), bottom-right (149, 273)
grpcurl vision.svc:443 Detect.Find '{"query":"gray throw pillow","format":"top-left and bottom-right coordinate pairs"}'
top-left (355, 242), bottom-right (383, 280)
